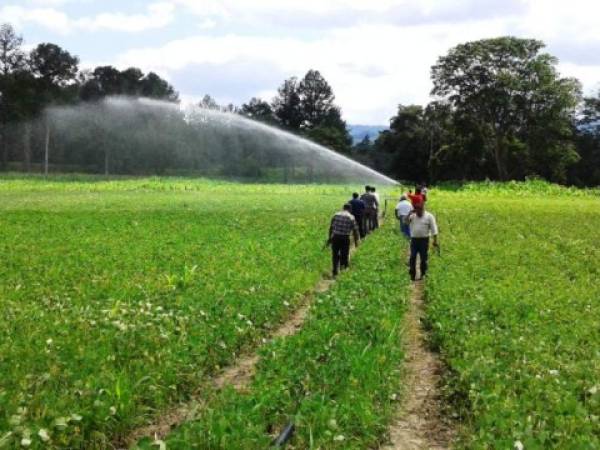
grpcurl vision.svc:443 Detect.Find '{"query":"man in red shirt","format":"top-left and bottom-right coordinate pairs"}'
top-left (408, 187), bottom-right (425, 207)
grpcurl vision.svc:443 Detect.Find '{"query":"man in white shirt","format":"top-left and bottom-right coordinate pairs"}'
top-left (371, 186), bottom-right (381, 229)
top-left (395, 195), bottom-right (412, 239)
top-left (406, 203), bottom-right (439, 281)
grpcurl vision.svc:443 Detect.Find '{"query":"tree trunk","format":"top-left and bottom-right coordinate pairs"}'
top-left (494, 134), bottom-right (508, 181)
top-left (44, 119), bottom-right (50, 176)
top-left (23, 122), bottom-right (32, 173)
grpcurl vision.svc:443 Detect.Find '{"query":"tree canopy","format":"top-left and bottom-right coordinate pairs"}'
top-left (431, 37), bottom-right (581, 181)
top-left (271, 70), bottom-right (352, 152)
top-left (1, 23), bottom-right (599, 186)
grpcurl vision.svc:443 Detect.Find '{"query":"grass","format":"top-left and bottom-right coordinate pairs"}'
top-left (154, 223), bottom-right (409, 449)
top-left (5, 174), bottom-right (600, 449)
top-left (0, 176), bottom-right (374, 448)
top-left (426, 185), bottom-right (600, 449)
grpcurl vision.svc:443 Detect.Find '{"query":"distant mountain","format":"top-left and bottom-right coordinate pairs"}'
top-left (347, 125), bottom-right (388, 144)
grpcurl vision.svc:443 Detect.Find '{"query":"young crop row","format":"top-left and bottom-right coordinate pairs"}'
top-left (141, 224), bottom-right (410, 449)
top-left (0, 178), bottom-right (357, 448)
top-left (0, 173), bottom-right (360, 196)
top-left (454, 179), bottom-right (600, 198)
top-left (426, 194), bottom-right (600, 448)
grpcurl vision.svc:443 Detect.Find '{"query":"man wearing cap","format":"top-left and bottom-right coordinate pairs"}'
top-left (395, 195), bottom-right (412, 239)
top-left (406, 203), bottom-right (439, 281)
top-left (328, 203), bottom-right (360, 277)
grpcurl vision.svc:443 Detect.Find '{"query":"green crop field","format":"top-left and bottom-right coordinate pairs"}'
top-left (427, 181), bottom-right (600, 449)
top-left (0, 176), bottom-right (385, 449)
top-left (154, 223), bottom-right (409, 449)
top-left (2, 176), bottom-right (600, 450)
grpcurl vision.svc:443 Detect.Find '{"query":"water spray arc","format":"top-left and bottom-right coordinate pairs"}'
top-left (40, 97), bottom-right (397, 184)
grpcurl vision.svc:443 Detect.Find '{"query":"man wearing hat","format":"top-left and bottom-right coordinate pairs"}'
top-left (328, 203), bottom-right (360, 277)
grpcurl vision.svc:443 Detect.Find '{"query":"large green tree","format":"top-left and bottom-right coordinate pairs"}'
top-left (240, 97), bottom-right (275, 124)
top-left (571, 93), bottom-right (600, 186)
top-left (297, 69), bottom-right (335, 128)
top-left (0, 23), bottom-right (25, 76)
top-left (29, 43), bottom-right (80, 174)
top-left (80, 66), bottom-right (177, 102)
top-left (0, 24), bottom-right (28, 168)
top-left (30, 43), bottom-right (79, 88)
top-left (431, 37), bottom-right (581, 181)
top-left (375, 105), bottom-right (430, 182)
top-left (272, 77), bottom-right (303, 129)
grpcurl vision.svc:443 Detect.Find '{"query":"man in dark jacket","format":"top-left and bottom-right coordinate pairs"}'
top-left (360, 186), bottom-right (379, 234)
top-left (349, 192), bottom-right (366, 238)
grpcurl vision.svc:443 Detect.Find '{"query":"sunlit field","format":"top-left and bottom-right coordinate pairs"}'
top-left (2, 176), bottom-right (600, 449)
top-left (0, 176), bottom-right (368, 448)
top-left (427, 182), bottom-right (600, 448)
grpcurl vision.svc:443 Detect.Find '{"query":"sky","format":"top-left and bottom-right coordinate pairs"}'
top-left (1, 0), bottom-right (599, 125)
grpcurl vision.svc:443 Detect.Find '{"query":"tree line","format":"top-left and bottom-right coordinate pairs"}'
top-left (0, 22), bottom-right (351, 178)
top-left (1, 24), bottom-right (599, 186)
top-left (356, 37), bottom-right (600, 187)
top-left (0, 23), bottom-right (179, 174)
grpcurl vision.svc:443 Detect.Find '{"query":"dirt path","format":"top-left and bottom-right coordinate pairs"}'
top-left (382, 276), bottom-right (454, 450)
top-left (120, 238), bottom-right (355, 448)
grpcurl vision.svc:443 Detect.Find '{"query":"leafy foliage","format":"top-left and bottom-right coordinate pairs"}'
top-left (431, 37), bottom-right (581, 181)
top-left (0, 176), bottom-right (355, 449)
top-left (426, 183), bottom-right (600, 448)
top-left (272, 70), bottom-right (353, 153)
top-left (159, 224), bottom-right (409, 449)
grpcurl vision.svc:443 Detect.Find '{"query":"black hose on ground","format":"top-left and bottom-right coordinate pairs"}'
top-left (271, 421), bottom-right (295, 448)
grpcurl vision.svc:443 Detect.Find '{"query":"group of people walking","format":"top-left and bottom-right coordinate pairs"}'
top-left (326, 184), bottom-right (439, 282)
top-left (327, 185), bottom-right (380, 277)
top-left (394, 185), bottom-right (439, 281)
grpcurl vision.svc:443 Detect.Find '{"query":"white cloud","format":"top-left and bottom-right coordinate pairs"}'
top-left (0, 6), bottom-right (71, 33)
top-left (172, 0), bottom-right (525, 29)
top-left (0, 2), bottom-right (175, 34)
top-left (74, 2), bottom-right (175, 33)
top-left (26, 0), bottom-right (74, 5)
top-left (117, 19), bottom-right (513, 123)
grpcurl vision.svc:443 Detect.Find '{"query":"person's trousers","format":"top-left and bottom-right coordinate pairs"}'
top-left (355, 215), bottom-right (366, 238)
top-left (364, 208), bottom-right (376, 233)
top-left (400, 218), bottom-right (410, 239)
top-left (331, 234), bottom-right (350, 276)
top-left (409, 237), bottom-right (429, 280)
